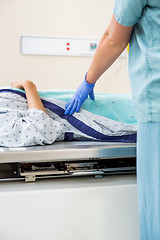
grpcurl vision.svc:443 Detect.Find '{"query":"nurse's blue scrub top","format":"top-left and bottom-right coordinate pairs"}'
top-left (113, 0), bottom-right (160, 122)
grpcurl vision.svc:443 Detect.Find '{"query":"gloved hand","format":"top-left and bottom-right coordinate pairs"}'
top-left (64, 73), bottom-right (95, 115)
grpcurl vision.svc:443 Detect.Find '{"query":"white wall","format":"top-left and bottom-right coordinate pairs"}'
top-left (0, 0), bottom-right (131, 93)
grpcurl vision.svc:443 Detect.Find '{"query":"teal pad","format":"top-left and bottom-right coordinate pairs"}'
top-left (9, 88), bottom-right (137, 125)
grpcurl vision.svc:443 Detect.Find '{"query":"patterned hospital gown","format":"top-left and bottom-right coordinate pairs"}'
top-left (0, 90), bottom-right (137, 147)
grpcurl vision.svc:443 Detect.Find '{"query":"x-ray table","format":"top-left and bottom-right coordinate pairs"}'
top-left (0, 141), bottom-right (140, 240)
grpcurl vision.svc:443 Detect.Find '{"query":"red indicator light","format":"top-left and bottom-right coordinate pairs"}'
top-left (67, 47), bottom-right (70, 50)
top-left (67, 43), bottom-right (70, 46)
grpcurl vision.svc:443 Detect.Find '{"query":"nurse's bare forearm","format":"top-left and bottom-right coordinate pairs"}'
top-left (87, 15), bottom-right (133, 84)
top-left (23, 80), bottom-right (46, 113)
top-left (86, 34), bottom-right (126, 83)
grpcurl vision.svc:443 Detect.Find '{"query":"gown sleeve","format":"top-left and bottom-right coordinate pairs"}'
top-left (0, 108), bottom-right (64, 147)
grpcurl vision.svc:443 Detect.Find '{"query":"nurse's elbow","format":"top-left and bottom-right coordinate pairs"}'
top-left (103, 30), bottom-right (128, 50)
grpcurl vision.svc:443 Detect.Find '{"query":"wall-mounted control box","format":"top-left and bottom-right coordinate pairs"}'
top-left (21, 36), bottom-right (100, 57)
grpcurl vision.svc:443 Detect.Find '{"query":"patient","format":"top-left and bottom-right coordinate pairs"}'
top-left (0, 80), bottom-right (137, 147)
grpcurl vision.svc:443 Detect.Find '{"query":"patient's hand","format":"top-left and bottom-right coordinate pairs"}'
top-left (10, 80), bottom-right (34, 90)
top-left (11, 80), bottom-right (46, 113)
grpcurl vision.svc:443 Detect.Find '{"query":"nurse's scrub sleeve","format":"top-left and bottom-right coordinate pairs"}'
top-left (113, 0), bottom-right (147, 27)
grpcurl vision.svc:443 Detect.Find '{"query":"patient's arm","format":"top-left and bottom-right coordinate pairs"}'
top-left (10, 80), bottom-right (46, 113)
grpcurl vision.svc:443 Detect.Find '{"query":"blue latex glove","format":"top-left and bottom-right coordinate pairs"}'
top-left (64, 74), bottom-right (95, 115)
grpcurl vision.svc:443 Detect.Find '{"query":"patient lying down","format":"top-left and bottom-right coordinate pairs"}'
top-left (0, 80), bottom-right (137, 147)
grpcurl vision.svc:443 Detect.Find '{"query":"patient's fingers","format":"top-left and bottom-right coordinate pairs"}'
top-left (10, 80), bottom-right (25, 90)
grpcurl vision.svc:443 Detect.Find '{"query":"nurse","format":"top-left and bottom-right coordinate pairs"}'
top-left (65, 0), bottom-right (160, 239)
